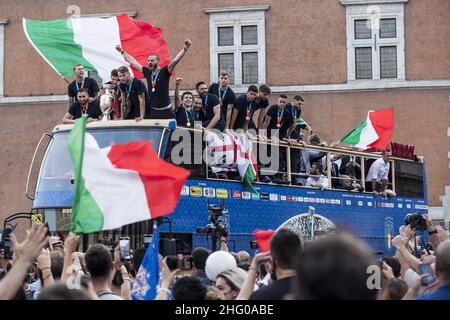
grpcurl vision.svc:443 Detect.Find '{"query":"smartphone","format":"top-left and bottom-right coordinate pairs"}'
top-left (51, 241), bottom-right (64, 250)
top-left (176, 254), bottom-right (193, 270)
top-left (418, 263), bottom-right (436, 286)
top-left (143, 234), bottom-right (152, 248)
top-left (165, 255), bottom-right (178, 271)
top-left (119, 237), bottom-right (131, 261)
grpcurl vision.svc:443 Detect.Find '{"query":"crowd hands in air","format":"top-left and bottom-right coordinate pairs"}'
top-left (1, 218), bottom-right (449, 300)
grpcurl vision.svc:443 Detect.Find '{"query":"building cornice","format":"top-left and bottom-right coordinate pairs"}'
top-left (204, 5), bottom-right (270, 14)
top-left (1, 80), bottom-right (450, 105)
top-left (340, 0), bottom-right (408, 5)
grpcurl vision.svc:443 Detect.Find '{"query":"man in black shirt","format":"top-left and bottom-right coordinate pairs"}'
top-left (116, 39), bottom-right (192, 119)
top-left (262, 94), bottom-right (293, 140)
top-left (208, 71), bottom-right (236, 129)
top-left (117, 66), bottom-right (149, 121)
top-left (67, 64), bottom-right (100, 110)
top-left (254, 84), bottom-right (272, 130)
top-left (192, 96), bottom-right (206, 124)
top-left (63, 88), bottom-right (102, 124)
top-left (286, 95), bottom-right (312, 141)
top-left (174, 78), bottom-right (194, 127)
top-left (195, 81), bottom-right (224, 131)
top-left (250, 229), bottom-right (301, 300)
top-left (229, 85), bottom-right (258, 131)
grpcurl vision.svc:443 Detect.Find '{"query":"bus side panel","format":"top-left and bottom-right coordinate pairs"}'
top-left (166, 179), bottom-right (428, 255)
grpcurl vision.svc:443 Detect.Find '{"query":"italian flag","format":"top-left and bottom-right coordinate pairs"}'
top-left (340, 108), bottom-right (394, 150)
top-left (23, 14), bottom-right (171, 81)
top-left (68, 116), bottom-right (190, 233)
top-left (295, 117), bottom-right (308, 127)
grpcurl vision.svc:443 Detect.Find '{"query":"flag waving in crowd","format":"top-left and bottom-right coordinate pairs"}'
top-left (131, 221), bottom-right (160, 300)
top-left (340, 108), bottom-right (394, 151)
top-left (67, 115), bottom-right (190, 233)
top-left (23, 14), bottom-right (171, 80)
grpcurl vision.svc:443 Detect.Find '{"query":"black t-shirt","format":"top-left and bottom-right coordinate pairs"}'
top-left (285, 102), bottom-right (303, 140)
top-left (68, 77), bottom-right (99, 100)
top-left (233, 95), bottom-right (255, 130)
top-left (142, 66), bottom-right (171, 109)
top-left (119, 78), bottom-right (149, 119)
top-left (68, 101), bottom-right (102, 120)
top-left (248, 96), bottom-right (269, 130)
top-left (175, 106), bottom-right (194, 127)
top-left (208, 83), bottom-right (236, 120)
top-left (250, 277), bottom-right (295, 300)
top-left (265, 104), bottom-right (293, 139)
top-left (202, 94), bottom-right (223, 123)
top-left (192, 109), bottom-right (205, 123)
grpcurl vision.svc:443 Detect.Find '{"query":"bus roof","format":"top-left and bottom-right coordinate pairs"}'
top-left (51, 120), bottom-right (422, 163)
top-left (53, 119), bottom-right (173, 134)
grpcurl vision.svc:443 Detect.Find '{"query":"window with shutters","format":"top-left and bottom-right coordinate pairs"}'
top-left (206, 6), bottom-right (268, 86)
top-left (342, 1), bottom-right (406, 81)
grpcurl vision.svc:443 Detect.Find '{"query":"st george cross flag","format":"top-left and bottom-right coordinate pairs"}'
top-left (131, 221), bottom-right (160, 300)
top-left (206, 131), bottom-right (258, 193)
top-left (23, 14), bottom-right (171, 80)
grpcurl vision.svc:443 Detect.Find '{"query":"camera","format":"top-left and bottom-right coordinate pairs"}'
top-left (0, 227), bottom-right (13, 260)
top-left (196, 199), bottom-right (229, 252)
top-left (404, 213), bottom-right (427, 231)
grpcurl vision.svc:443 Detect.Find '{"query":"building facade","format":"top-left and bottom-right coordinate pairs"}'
top-left (0, 0), bottom-right (449, 224)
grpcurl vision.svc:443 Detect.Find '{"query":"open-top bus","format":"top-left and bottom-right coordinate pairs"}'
top-left (25, 120), bottom-right (428, 256)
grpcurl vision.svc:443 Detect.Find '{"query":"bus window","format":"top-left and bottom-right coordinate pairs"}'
top-left (394, 160), bottom-right (424, 198)
top-left (291, 147), bottom-right (327, 187)
top-left (334, 155), bottom-right (364, 192)
top-left (37, 128), bottom-right (163, 193)
top-left (166, 128), bottom-right (206, 179)
top-left (364, 156), bottom-right (394, 194)
top-left (256, 141), bottom-right (289, 184)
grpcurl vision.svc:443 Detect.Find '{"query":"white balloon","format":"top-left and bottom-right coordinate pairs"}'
top-left (205, 251), bottom-right (237, 281)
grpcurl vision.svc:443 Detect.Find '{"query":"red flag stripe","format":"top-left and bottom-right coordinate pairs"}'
top-left (107, 141), bottom-right (190, 218)
top-left (368, 108), bottom-right (394, 150)
top-left (117, 15), bottom-right (172, 78)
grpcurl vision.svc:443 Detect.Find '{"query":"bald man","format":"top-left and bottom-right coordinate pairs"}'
top-left (416, 240), bottom-right (450, 300)
top-left (238, 251), bottom-right (250, 263)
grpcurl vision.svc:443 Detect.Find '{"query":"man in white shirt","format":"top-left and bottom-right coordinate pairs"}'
top-left (365, 150), bottom-right (396, 197)
top-left (306, 162), bottom-right (329, 190)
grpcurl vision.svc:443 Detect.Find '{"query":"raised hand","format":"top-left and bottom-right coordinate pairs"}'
top-left (10, 224), bottom-right (48, 263)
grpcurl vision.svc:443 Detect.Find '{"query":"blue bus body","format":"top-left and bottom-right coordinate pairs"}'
top-left (31, 122), bottom-right (428, 256)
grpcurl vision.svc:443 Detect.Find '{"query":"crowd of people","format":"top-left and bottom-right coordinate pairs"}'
top-left (0, 215), bottom-right (449, 300)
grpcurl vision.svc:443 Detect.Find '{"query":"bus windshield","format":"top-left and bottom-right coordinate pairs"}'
top-left (36, 128), bottom-right (164, 194)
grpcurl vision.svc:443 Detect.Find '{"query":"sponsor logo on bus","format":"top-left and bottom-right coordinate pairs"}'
top-left (232, 191), bottom-right (242, 199)
top-left (216, 189), bottom-right (228, 199)
top-left (269, 194), bottom-right (279, 201)
top-left (260, 193), bottom-right (270, 200)
top-left (242, 192), bottom-right (251, 200)
top-left (190, 187), bottom-right (202, 197)
top-left (203, 187), bottom-right (216, 198)
top-left (181, 186), bottom-right (189, 196)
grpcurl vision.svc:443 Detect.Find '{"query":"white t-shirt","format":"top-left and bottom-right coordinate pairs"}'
top-left (306, 175), bottom-right (329, 188)
top-left (366, 158), bottom-right (390, 182)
